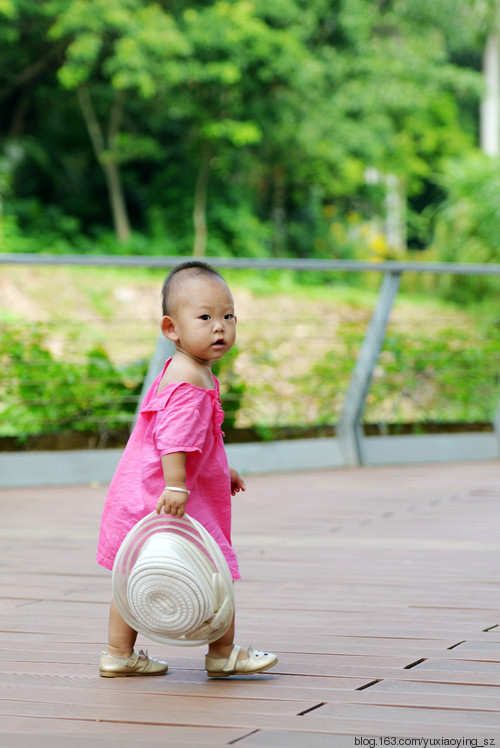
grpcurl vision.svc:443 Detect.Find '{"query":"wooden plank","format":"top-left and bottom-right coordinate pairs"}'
top-left (225, 732), bottom-right (352, 748)
top-left (0, 683), bottom-right (315, 718)
top-left (368, 678), bottom-right (500, 697)
top-left (313, 701), bottom-right (500, 730)
top-left (416, 657), bottom-right (500, 674)
top-left (1, 461), bottom-right (500, 741)
top-left (0, 671), bottom-right (367, 703)
top-left (354, 685), bottom-right (500, 711)
top-left (0, 697), bottom-right (388, 734)
top-left (0, 718), bottom-right (247, 746)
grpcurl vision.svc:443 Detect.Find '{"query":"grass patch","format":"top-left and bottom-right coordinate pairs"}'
top-left (1, 264), bottom-right (498, 446)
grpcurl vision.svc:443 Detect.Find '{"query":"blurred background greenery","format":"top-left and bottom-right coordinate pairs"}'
top-left (1, 0), bottom-right (500, 447)
top-left (1, 0), bottom-right (500, 272)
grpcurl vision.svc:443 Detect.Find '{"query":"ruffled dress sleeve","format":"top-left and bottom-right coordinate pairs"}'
top-left (143, 382), bottom-right (224, 457)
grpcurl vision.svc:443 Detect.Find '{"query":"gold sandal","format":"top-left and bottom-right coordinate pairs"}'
top-left (99, 649), bottom-right (168, 677)
top-left (205, 644), bottom-right (278, 678)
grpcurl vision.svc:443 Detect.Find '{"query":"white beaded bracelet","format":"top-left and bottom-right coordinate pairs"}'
top-left (164, 486), bottom-right (190, 496)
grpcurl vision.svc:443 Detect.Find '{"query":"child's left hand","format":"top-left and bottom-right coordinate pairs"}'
top-left (229, 467), bottom-right (246, 496)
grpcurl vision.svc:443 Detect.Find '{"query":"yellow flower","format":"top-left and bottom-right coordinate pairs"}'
top-left (323, 204), bottom-right (336, 220)
top-left (330, 222), bottom-right (346, 239)
top-left (368, 233), bottom-right (388, 257)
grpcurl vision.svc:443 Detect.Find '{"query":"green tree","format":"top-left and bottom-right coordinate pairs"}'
top-left (234, 0), bottom-right (480, 256)
top-left (178, 0), bottom-right (323, 256)
top-left (430, 151), bottom-right (500, 302)
top-left (49, 0), bottom-right (190, 242)
top-left (0, 0), bottom-right (490, 258)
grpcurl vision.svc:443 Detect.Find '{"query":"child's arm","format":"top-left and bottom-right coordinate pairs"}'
top-left (229, 466), bottom-right (246, 497)
top-left (157, 452), bottom-right (189, 517)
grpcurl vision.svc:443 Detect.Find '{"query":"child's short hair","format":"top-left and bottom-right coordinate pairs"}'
top-left (161, 261), bottom-right (225, 316)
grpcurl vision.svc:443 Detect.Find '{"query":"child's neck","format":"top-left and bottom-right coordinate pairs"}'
top-left (170, 348), bottom-right (215, 390)
top-left (175, 346), bottom-right (213, 371)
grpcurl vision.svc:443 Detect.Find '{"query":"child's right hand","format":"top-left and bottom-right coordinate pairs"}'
top-left (156, 488), bottom-right (188, 518)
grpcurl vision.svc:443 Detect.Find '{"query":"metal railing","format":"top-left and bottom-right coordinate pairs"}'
top-left (1, 253), bottom-right (500, 468)
top-left (3, 252), bottom-right (500, 274)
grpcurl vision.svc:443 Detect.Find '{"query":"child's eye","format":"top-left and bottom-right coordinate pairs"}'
top-left (200, 314), bottom-right (211, 321)
top-left (225, 313), bottom-right (234, 320)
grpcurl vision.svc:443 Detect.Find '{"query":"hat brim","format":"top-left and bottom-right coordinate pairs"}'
top-left (112, 512), bottom-right (234, 647)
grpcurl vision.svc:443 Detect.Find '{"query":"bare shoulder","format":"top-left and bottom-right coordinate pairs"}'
top-left (157, 357), bottom-right (210, 392)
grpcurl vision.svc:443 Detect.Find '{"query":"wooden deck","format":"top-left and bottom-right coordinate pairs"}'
top-left (1, 460), bottom-right (500, 746)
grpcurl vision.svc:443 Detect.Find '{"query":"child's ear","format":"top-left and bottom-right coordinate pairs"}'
top-left (161, 315), bottom-right (179, 342)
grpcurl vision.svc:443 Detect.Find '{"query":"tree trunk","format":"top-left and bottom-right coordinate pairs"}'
top-left (192, 147), bottom-right (211, 257)
top-left (9, 91), bottom-right (30, 137)
top-left (102, 160), bottom-right (131, 243)
top-left (480, 33), bottom-right (500, 156)
top-left (384, 174), bottom-right (406, 254)
top-left (77, 85), bottom-right (131, 242)
top-left (271, 164), bottom-right (286, 257)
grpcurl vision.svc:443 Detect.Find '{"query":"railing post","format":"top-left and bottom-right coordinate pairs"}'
top-left (133, 333), bottom-right (175, 426)
top-left (494, 377), bottom-right (500, 457)
top-left (337, 270), bottom-right (401, 466)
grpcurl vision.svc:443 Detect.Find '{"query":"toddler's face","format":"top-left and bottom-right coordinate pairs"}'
top-left (167, 276), bottom-right (236, 363)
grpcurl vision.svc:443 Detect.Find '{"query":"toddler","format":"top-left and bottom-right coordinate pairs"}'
top-left (97, 261), bottom-right (278, 678)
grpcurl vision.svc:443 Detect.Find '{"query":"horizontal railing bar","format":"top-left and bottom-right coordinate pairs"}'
top-left (2, 253), bottom-right (500, 275)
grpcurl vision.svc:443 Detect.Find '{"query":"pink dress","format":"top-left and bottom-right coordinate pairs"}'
top-left (96, 358), bottom-right (240, 581)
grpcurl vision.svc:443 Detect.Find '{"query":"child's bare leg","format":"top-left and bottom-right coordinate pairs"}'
top-left (205, 611), bottom-right (277, 677)
top-left (100, 599), bottom-right (167, 677)
top-left (207, 612), bottom-right (248, 661)
top-left (107, 598), bottom-right (137, 657)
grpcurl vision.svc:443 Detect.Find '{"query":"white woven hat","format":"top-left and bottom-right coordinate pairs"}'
top-left (112, 512), bottom-right (234, 647)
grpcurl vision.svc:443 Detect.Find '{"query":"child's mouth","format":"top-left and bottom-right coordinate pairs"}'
top-left (213, 339), bottom-right (225, 347)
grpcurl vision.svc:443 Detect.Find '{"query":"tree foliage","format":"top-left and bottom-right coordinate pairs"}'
top-left (0, 0), bottom-right (489, 258)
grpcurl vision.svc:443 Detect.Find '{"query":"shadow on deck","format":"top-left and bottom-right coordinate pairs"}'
top-left (1, 461), bottom-right (500, 746)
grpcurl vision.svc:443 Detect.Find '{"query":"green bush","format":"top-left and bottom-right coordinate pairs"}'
top-left (432, 152), bottom-right (500, 303)
top-left (306, 320), bottom-right (500, 426)
top-left (0, 325), bottom-right (146, 444)
top-left (0, 324), bottom-right (246, 446)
